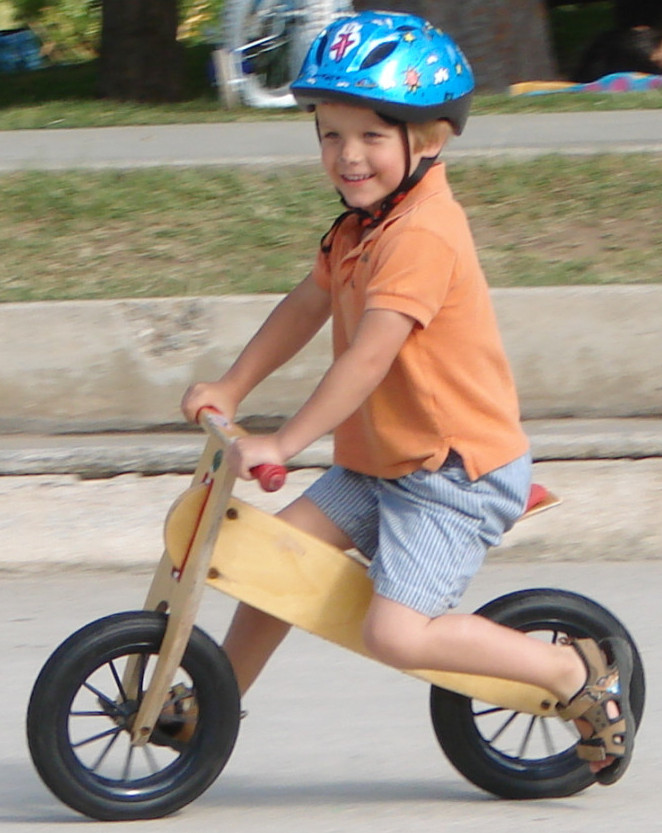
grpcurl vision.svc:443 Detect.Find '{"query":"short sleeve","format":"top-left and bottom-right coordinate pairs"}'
top-left (364, 228), bottom-right (456, 327)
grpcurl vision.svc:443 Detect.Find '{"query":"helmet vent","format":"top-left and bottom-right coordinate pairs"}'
top-left (316, 34), bottom-right (328, 64)
top-left (360, 41), bottom-right (398, 70)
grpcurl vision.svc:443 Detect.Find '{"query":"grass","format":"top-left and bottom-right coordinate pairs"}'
top-left (2, 14), bottom-right (661, 300)
top-left (1, 154), bottom-right (660, 302)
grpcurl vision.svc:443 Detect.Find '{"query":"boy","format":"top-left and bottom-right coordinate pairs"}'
top-left (182, 11), bottom-right (633, 784)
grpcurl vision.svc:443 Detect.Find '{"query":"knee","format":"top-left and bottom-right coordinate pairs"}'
top-left (362, 612), bottom-right (418, 669)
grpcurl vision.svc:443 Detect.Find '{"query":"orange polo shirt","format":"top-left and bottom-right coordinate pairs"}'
top-left (312, 163), bottom-right (529, 480)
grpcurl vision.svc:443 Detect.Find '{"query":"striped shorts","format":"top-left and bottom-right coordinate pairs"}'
top-left (304, 451), bottom-right (532, 618)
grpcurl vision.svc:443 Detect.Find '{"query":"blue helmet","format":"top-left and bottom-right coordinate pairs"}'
top-left (291, 10), bottom-right (474, 134)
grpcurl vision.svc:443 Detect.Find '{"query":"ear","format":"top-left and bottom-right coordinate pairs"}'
top-left (429, 121), bottom-right (454, 155)
top-left (408, 120), bottom-right (453, 159)
top-left (421, 136), bottom-right (446, 158)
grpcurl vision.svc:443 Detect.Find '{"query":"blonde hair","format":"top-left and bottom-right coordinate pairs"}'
top-left (409, 119), bottom-right (453, 155)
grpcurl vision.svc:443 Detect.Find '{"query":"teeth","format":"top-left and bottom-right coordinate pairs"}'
top-left (344, 174), bottom-right (371, 182)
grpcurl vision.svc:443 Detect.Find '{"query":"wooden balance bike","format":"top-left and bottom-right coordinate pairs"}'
top-left (27, 409), bottom-right (646, 821)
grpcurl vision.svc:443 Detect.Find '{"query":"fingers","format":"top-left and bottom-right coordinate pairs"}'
top-left (181, 382), bottom-right (235, 424)
top-left (227, 435), bottom-right (285, 481)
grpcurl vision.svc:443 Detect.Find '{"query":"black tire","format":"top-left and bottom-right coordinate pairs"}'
top-left (27, 611), bottom-right (240, 820)
top-left (430, 588), bottom-right (645, 799)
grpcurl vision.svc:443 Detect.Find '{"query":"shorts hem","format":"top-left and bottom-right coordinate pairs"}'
top-left (370, 572), bottom-right (457, 618)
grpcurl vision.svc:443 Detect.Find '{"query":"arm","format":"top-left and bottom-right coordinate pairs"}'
top-left (228, 308), bottom-right (415, 477)
top-left (181, 272), bottom-right (331, 422)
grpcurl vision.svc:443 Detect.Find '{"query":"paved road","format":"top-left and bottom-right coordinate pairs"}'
top-left (1, 110), bottom-right (662, 170)
top-left (3, 562), bottom-right (659, 833)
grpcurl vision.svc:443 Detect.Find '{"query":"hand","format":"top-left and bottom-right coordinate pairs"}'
top-left (180, 381), bottom-right (237, 424)
top-left (226, 433), bottom-right (286, 481)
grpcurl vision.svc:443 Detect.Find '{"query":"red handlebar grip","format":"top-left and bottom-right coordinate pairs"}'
top-left (195, 404), bottom-right (222, 424)
top-left (195, 407), bottom-right (286, 491)
top-left (250, 464), bottom-right (287, 492)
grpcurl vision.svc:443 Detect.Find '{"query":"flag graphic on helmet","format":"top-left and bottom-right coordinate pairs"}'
top-left (329, 22), bottom-right (361, 62)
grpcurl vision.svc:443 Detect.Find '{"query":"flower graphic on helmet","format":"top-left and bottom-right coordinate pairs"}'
top-left (329, 22), bottom-right (361, 62)
top-left (404, 66), bottom-right (421, 92)
top-left (434, 66), bottom-right (450, 84)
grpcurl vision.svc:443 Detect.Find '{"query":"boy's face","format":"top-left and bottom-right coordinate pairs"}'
top-left (317, 103), bottom-right (430, 215)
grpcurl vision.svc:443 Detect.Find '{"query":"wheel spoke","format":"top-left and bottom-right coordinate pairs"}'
top-left (72, 725), bottom-right (122, 749)
top-left (142, 744), bottom-right (161, 775)
top-left (89, 730), bottom-right (121, 772)
top-left (83, 681), bottom-right (118, 713)
top-left (474, 705), bottom-right (506, 717)
top-left (108, 660), bottom-right (128, 703)
top-left (516, 715), bottom-right (536, 759)
top-left (70, 709), bottom-right (111, 717)
top-left (540, 715), bottom-right (557, 757)
top-left (486, 710), bottom-right (519, 743)
top-left (121, 744), bottom-right (135, 781)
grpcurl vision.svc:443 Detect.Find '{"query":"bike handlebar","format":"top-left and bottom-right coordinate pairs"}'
top-left (195, 407), bottom-right (287, 492)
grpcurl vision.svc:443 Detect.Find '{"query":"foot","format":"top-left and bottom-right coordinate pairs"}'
top-left (557, 637), bottom-right (634, 785)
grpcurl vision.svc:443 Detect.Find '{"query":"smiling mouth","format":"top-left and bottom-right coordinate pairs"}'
top-left (341, 173), bottom-right (374, 183)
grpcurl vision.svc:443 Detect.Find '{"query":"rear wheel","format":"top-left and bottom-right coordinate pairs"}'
top-left (430, 589), bottom-right (645, 799)
top-left (27, 611), bottom-right (240, 820)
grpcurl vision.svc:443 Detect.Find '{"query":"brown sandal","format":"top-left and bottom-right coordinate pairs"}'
top-left (557, 636), bottom-right (634, 785)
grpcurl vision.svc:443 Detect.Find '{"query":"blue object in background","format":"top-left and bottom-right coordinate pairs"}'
top-left (0, 28), bottom-right (43, 73)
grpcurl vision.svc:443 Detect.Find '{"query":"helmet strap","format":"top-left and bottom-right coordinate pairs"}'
top-left (354, 122), bottom-right (435, 230)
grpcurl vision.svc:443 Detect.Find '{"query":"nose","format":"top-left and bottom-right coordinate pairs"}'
top-left (339, 136), bottom-right (363, 164)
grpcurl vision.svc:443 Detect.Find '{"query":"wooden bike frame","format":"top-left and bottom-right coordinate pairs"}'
top-left (127, 411), bottom-right (561, 745)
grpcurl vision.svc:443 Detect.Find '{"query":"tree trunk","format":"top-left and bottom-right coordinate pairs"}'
top-left (352, 1), bottom-right (557, 91)
top-left (99, 0), bottom-right (183, 102)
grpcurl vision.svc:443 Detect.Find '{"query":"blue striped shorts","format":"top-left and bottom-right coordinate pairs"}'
top-left (304, 451), bottom-right (532, 618)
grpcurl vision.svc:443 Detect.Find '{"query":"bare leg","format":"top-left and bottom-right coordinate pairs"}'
top-left (222, 495), bottom-right (355, 696)
top-left (222, 604), bottom-right (291, 696)
top-left (363, 595), bottom-right (618, 774)
top-left (362, 596), bottom-right (586, 701)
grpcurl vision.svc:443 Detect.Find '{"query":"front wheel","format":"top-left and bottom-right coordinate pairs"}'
top-left (27, 611), bottom-right (240, 820)
top-left (430, 589), bottom-right (645, 799)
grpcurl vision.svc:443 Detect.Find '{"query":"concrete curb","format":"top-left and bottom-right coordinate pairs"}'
top-left (2, 287), bottom-right (661, 439)
top-left (3, 458), bottom-right (662, 569)
top-left (2, 418), bottom-right (662, 477)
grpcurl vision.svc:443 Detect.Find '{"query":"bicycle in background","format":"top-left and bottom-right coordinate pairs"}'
top-left (213, 0), bottom-right (353, 108)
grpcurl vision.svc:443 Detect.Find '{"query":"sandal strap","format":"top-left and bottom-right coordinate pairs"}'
top-left (558, 636), bottom-right (635, 784)
top-left (556, 637), bottom-right (620, 721)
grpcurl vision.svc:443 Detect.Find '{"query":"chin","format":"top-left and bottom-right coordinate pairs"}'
top-left (342, 194), bottom-right (377, 213)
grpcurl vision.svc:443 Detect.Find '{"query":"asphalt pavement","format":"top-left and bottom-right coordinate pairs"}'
top-left (1, 109), bottom-right (662, 170)
top-left (4, 562), bottom-right (660, 833)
